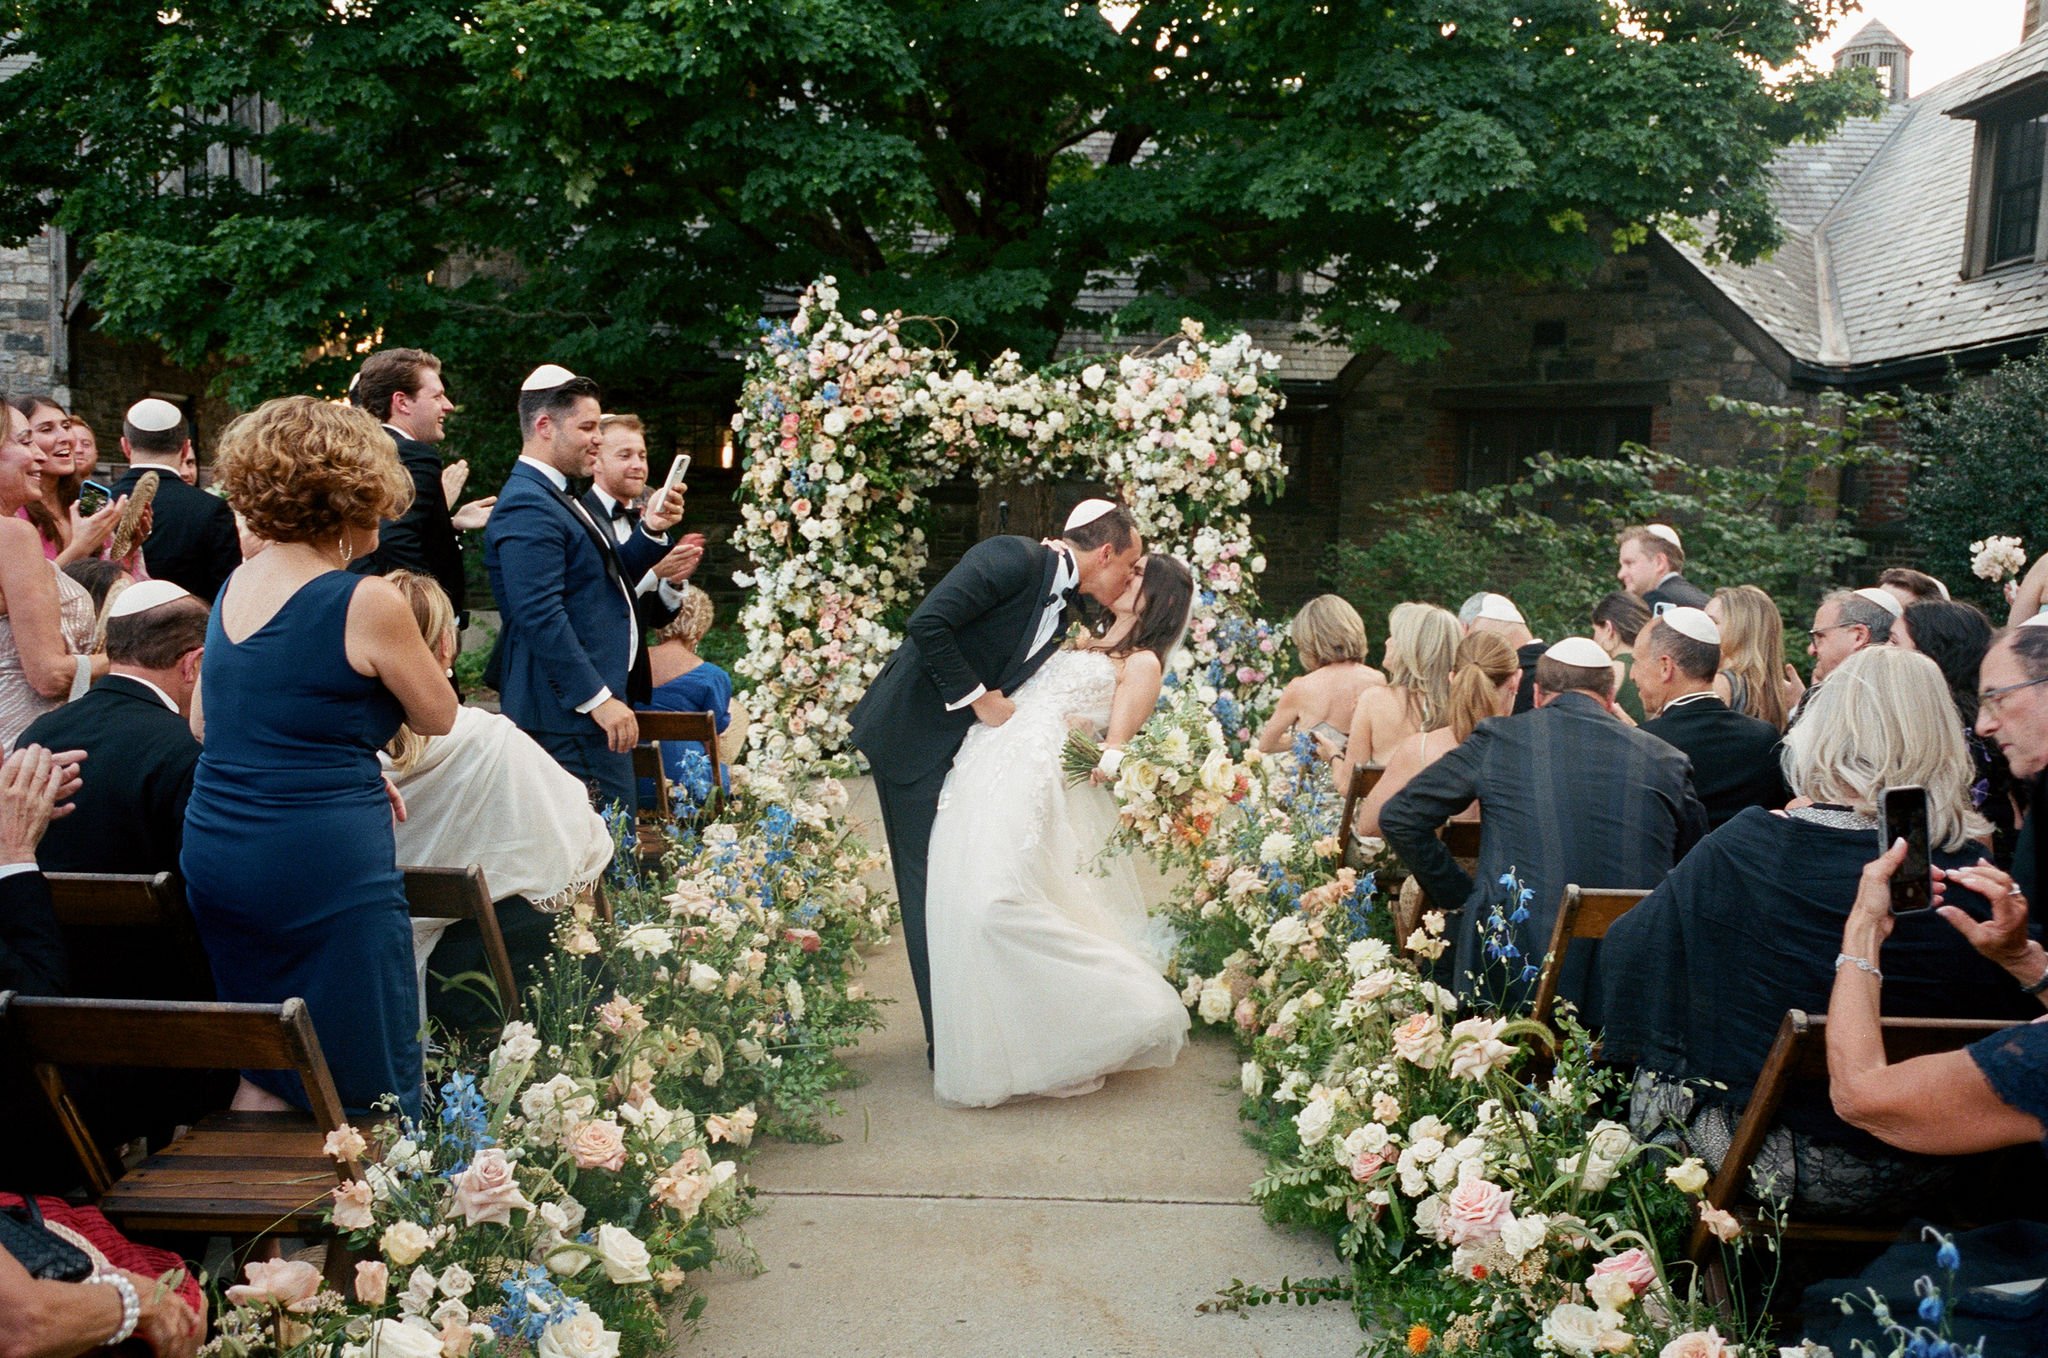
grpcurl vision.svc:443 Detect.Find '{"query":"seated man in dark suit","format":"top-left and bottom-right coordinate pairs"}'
top-left (110, 399), bottom-right (240, 604)
top-left (1381, 636), bottom-right (1708, 1009)
top-left (1635, 606), bottom-right (1787, 828)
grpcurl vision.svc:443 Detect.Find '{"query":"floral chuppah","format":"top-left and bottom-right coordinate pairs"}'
top-left (729, 277), bottom-right (1292, 767)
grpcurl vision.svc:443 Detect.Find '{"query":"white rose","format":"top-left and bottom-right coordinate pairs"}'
top-left (1413, 1194), bottom-right (1442, 1235)
top-left (1294, 1097), bottom-right (1335, 1147)
top-left (1499, 1212), bottom-right (1549, 1260)
top-left (355, 1318), bottom-right (443, 1358)
top-left (595, 1224), bottom-right (652, 1285)
top-left (1081, 364), bottom-right (1107, 390)
top-left (1264, 915), bottom-right (1310, 951)
top-left (821, 409), bottom-right (848, 437)
top-left (1240, 1062), bottom-right (1264, 1098)
top-left (688, 962), bottom-right (721, 993)
top-left (379, 1220), bottom-right (435, 1267)
top-left (1541, 1303), bottom-right (1612, 1357)
top-left (536, 1312), bottom-right (622, 1358)
top-left (621, 924), bottom-right (674, 958)
top-left (1197, 979), bottom-right (1233, 1024)
top-left (495, 1022), bottom-right (540, 1064)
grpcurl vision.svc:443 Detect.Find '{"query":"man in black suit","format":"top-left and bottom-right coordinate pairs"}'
top-left (850, 500), bottom-right (1144, 1062)
top-left (18, 580), bottom-right (206, 879)
top-left (581, 413), bottom-right (703, 656)
top-left (110, 399), bottom-right (240, 604)
top-left (1382, 636), bottom-right (1708, 1009)
top-left (1616, 524), bottom-right (1708, 611)
top-left (348, 348), bottom-right (495, 625)
top-left (1634, 607), bottom-right (1787, 828)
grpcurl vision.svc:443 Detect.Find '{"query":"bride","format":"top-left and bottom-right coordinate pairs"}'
top-left (926, 553), bottom-right (1196, 1107)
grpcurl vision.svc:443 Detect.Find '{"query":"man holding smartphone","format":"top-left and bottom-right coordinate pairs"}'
top-left (582, 414), bottom-right (704, 643)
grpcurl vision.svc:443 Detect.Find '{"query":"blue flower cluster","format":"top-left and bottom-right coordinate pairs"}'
top-left (436, 1072), bottom-right (493, 1177)
top-left (1480, 870), bottom-right (1538, 988)
top-left (491, 1266), bottom-right (582, 1343)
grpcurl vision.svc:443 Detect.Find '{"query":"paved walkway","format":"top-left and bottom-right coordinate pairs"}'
top-left (684, 783), bottom-right (1362, 1357)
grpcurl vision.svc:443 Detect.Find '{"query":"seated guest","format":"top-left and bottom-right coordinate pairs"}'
top-left (0, 1197), bottom-right (204, 1358)
top-left (1706, 584), bottom-right (1793, 732)
top-left (1894, 598), bottom-right (2019, 866)
top-left (1258, 594), bottom-right (1385, 754)
top-left (0, 744), bottom-right (77, 998)
top-left (1464, 592), bottom-right (1546, 715)
top-left (1590, 591), bottom-right (1652, 723)
top-left (1635, 607), bottom-right (1787, 827)
top-left (61, 558), bottom-right (127, 613)
top-left (379, 571), bottom-right (611, 1038)
top-left (1382, 636), bottom-right (1706, 1007)
top-left (1876, 565), bottom-right (1949, 610)
top-left (1616, 523), bottom-right (1707, 610)
top-left (18, 581), bottom-right (205, 879)
top-left (638, 584), bottom-right (747, 800)
top-left (1788, 586), bottom-right (1896, 726)
top-left (1356, 630), bottom-right (1518, 838)
top-left (1828, 841), bottom-right (2046, 1154)
top-left (1597, 646), bottom-right (2039, 1214)
top-left (1334, 601), bottom-right (1458, 784)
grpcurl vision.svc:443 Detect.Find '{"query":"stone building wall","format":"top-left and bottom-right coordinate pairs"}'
top-left (0, 233), bottom-right (60, 398)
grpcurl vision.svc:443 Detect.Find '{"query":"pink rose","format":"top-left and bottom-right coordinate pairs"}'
top-left (1438, 1177), bottom-right (1514, 1246)
top-left (1233, 996), bottom-right (1260, 1031)
top-left (1591, 1247), bottom-right (1657, 1298)
top-left (1349, 1150), bottom-right (1387, 1183)
top-left (783, 927), bottom-right (822, 952)
top-left (354, 1260), bottom-right (388, 1306)
top-left (440, 1320), bottom-right (477, 1358)
top-left (595, 996), bottom-right (647, 1040)
top-left (567, 1119), bottom-right (628, 1173)
top-left (447, 1147), bottom-right (535, 1226)
top-left (226, 1258), bottom-right (324, 1312)
top-left (1697, 1202), bottom-right (1742, 1243)
top-left (1658, 1329), bottom-right (1732, 1358)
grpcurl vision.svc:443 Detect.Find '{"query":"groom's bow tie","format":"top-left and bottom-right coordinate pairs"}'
top-left (1047, 586), bottom-right (1082, 611)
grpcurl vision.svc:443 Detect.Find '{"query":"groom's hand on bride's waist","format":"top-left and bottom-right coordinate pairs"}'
top-left (970, 690), bottom-right (1016, 727)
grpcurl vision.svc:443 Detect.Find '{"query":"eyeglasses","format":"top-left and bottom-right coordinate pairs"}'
top-left (1978, 674), bottom-right (2048, 716)
top-left (1808, 625), bottom-right (1861, 642)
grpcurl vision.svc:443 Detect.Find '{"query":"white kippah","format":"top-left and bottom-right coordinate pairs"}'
top-left (1660, 606), bottom-right (1721, 646)
top-left (1853, 586), bottom-right (1905, 618)
top-left (105, 579), bottom-right (194, 619)
top-left (1475, 592), bottom-right (1525, 624)
top-left (1543, 636), bottom-right (1611, 668)
top-left (1646, 523), bottom-right (1683, 551)
top-left (520, 363), bottom-right (578, 392)
top-left (124, 398), bottom-right (183, 433)
top-left (1063, 498), bottom-right (1120, 532)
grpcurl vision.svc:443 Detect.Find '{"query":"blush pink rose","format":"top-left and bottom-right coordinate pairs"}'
top-left (448, 1147), bottom-right (535, 1226)
top-left (1591, 1247), bottom-right (1658, 1297)
top-left (1390, 1012), bottom-right (1444, 1068)
top-left (1658, 1329), bottom-right (1732, 1358)
top-left (354, 1261), bottom-right (388, 1306)
top-left (1349, 1150), bottom-right (1388, 1183)
top-left (1437, 1177), bottom-right (1514, 1246)
top-left (226, 1258), bottom-right (324, 1312)
top-left (331, 1178), bottom-right (376, 1232)
top-left (567, 1119), bottom-right (628, 1172)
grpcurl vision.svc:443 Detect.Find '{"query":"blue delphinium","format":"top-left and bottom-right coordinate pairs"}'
top-left (1477, 869), bottom-right (1539, 991)
top-left (436, 1072), bottom-right (493, 1176)
top-left (491, 1267), bottom-right (581, 1342)
top-left (1830, 1229), bottom-right (1985, 1358)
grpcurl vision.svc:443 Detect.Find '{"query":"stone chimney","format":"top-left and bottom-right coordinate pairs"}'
top-left (1832, 20), bottom-right (1912, 103)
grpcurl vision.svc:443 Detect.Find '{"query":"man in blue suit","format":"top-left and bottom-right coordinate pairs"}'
top-left (484, 365), bottom-right (682, 812)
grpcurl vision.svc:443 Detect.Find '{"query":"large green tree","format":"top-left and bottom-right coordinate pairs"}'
top-left (0, 0), bottom-right (1874, 414)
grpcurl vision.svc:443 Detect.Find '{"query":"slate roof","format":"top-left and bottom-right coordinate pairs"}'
top-left (1672, 30), bottom-right (2048, 375)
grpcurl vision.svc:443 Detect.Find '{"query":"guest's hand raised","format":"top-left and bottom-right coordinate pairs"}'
top-left (440, 459), bottom-right (470, 506)
top-left (641, 485), bottom-right (684, 534)
top-left (449, 496), bottom-right (495, 532)
top-left (0, 744), bottom-right (75, 862)
top-left (1781, 662), bottom-right (1807, 710)
top-left (1940, 860), bottom-right (2035, 974)
top-left (653, 534), bottom-right (704, 585)
top-left (70, 496), bottom-right (123, 556)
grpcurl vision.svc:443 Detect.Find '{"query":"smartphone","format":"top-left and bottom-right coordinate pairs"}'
top-left (1309, 721), bottom-right (1348, 757)
top-left (1878, 784), bottom-right (1933, 913)
top-left (77, 479), bottom-right (111, 516)
top-left (1653, 601), bottom-right (1676, 617)
top-left (660, 453), bottom-right (690, 501)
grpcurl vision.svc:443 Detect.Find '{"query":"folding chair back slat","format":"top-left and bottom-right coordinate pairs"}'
top-left (402, 865), bottom-right (522, 1024)
top-left (44, 871), bottom-right (183, 930)
top-left (1529, 885), bottom-right (1650, 1029)
top-left (1339, 763), bottom-right (1382, 865)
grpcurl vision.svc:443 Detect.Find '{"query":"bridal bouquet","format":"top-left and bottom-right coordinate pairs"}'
top-left (1060, 687), bottom-right (1262, 868)
top-left (1970, 534), bottom-right (2026, 583)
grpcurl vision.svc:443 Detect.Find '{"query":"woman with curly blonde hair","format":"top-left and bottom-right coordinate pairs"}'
top-left (180, 396), bottom-right (456, 1122)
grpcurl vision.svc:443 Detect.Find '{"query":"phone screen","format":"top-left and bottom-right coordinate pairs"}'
top-left (77, 480), bottom-right (111, 516)
top-left (1880, 784), bottom-right (1933, 913)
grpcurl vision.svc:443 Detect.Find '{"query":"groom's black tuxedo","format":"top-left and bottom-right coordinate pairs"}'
top-left (850, 535), bottom-right (1076, 1059)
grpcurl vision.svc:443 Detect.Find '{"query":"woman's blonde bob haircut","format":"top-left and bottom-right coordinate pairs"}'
top-left (1781, 645), bottom-right (1990, 851)
top-left (1385, 601), bottom-right (1461, 731)
top-left (1289, 593), bottom-right (1369, 670)
top-left (383, 570), bottom-right (457, 774)
top-left (217, 396), bottom-right (414, 545)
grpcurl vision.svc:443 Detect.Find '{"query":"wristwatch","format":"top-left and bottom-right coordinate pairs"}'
top-left (2021, 957), bottom-right (2048, 997)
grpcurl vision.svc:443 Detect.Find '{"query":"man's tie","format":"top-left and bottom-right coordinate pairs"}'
top-left (606, 500), bottom-right (632, 523)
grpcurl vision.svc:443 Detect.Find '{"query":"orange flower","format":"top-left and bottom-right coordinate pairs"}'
top-left (1406, 1324), bottom-right (1432, 1354)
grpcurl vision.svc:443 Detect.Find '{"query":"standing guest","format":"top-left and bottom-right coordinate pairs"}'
top-left (1334, 601), bottom-right (1458, 785)
top-left (483, 366), bottom-right (682, 814)
top-left (1877, 566), bottom-right (1948, 610)
top-left (1464, 592), bottom-right (1546, 715)
top-left (347, 348), bottom-right (494, 626)
top-left (1705, 585), bottom-right (1793, 731)
top-left (1355, 629), bottom-right (1518, 838)
top-left (182, 396), bottom-right (456, 1123)
top-left (110, 399), bottom-right (239, 604)
top-left (10, 396), bottom-right (119, 567)
top-left (1895, 599), bottom-right (2019, 866)
top-left (1635, 607), bottom-right (1787, 827)
top-left (1381, 635), bottom-right (1707, 1007)
top-left (580, 412), bottom-right (704, 642)
top-left (17, 581), bottom-right (205, 879)
top-left (639, 585), bottom-right (747, 797)
top-left (1591, 591), bottom-right (1652, 722)
top-left (1789, 587), bottom-right (1896, 726)
top-left (0, 400), bottom-right (103, 750)
top-left (1257, 593), bottom-right (1385, 755)
top-left (1616, 523), bottom-right (1708, 610)
top-left (69, 418), bottom-right (98, 484)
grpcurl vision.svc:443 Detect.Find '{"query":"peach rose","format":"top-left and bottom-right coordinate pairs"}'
top-left (1437, 1177), bottom-right (1514, 1246)
top-left (226, 1258), bottom-right (324, 1312)
top-left (331, 1178), bottom-right (376, 1231)
top-left (355, 1260), bottom-right (388, 1306)
top-left (1390, 1012), bottom-right (1444, 1068)
top-left (595, 996), bottom-right (647, 1040)
top-left (706, 1107), bottom-right (758, 1147)
top-left (447, 1147), bottom-right (535, 1226)
top-left (323, 1124), bottom-right (368, 1162)
top-left (567, 1119), bottom-right (628, 1173)
top-left (1697, 1202), bottom-right (1742, 1243)
top-left (1658, 1329), bottom-right (1732, 1358)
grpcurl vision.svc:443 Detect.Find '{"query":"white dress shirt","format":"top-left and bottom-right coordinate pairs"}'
top-left (588, 486), bottom-right (687, 611)
top-left (947, 546), bottom-right (1078, 712)
top-left (517, 456), bottom-right (642, 713)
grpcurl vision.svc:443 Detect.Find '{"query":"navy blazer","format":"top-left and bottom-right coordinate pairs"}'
top-left (484, 461), bottom-right (666, 735)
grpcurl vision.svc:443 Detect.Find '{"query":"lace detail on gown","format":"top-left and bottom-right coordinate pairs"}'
top-left (0, 564), bottom-right (94, 751)
top-left (926, 649), bottom-right (1189, 1107)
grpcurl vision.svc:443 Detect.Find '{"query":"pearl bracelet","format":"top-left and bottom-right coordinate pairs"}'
top-left (84, 1269), bottom-right (140, 1346)
top-left (1834, 952), bottom-right (1883, 982)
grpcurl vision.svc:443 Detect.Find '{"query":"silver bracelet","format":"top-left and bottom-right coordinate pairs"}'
top-left (84, 1269), bottom-right (140, 1345)
top-left (1834, 952), bottom-right (1883, 982)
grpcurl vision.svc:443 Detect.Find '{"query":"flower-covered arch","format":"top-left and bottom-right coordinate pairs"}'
top-left (731, 278), bottom-right (1293, 766)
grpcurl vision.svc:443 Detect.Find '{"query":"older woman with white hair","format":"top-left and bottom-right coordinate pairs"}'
top-left (1595, 645), bottom-right (2041, 1214)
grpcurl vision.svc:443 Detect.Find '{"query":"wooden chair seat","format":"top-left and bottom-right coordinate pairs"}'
top-left (98, 1109), bottom-right (342, 1236)
top-left (1529, 885), bottom-right (1651, 1029)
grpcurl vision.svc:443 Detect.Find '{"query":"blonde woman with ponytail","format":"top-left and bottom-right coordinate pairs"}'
top-left (1355, 630), bottom-right (1520, 838)
top-left (1335, 600), bottom-right (1460, 786)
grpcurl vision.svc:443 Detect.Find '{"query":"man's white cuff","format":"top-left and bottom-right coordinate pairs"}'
top-left (576, 687), bottom-right (613, 715)
top-left (947, 684), bottom-right (988, 712)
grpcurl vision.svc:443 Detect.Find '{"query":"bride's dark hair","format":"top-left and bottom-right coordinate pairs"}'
top-left (1109, 555), bottom-right (1195, 664)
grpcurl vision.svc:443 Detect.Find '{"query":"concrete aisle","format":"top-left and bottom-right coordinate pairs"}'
top-left (682, 784), bottom-right (1364, 1358)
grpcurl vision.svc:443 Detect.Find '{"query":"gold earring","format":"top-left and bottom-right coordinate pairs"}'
top-left (339, 531), bottom-right (353, 565)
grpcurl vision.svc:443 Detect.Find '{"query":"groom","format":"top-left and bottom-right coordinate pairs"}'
top-left (851, 499), bottom-right (1144, 1064)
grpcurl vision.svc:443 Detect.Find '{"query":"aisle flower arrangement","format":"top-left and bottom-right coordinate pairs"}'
top-left (729, 277), bottom-right (1293, 767)
top-left (204, 767), bottom-right (890, 1358)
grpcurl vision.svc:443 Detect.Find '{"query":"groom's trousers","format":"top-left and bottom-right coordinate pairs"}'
top-left (872, 763), bottom-right (950, 1067)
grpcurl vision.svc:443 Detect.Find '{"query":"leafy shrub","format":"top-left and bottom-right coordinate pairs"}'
top-left (1904, 349), bottom-right (2048, 616)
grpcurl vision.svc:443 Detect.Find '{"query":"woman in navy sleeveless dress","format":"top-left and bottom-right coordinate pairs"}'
top-left (181, 396), bottom-right (454, 1123)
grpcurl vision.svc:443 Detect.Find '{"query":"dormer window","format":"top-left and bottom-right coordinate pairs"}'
top-left (1953, 80), bottom-right (2048, 276)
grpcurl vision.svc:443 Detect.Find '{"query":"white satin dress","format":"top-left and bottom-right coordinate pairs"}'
top-left (925, 648), bottom-right (1190, 1107)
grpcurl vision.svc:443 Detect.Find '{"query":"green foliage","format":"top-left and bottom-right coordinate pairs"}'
top-left (1324, 392), bottom-right (1906, 648)
top-left (1903, 348), bottom-right (2048, 616)
top-left (0, 0), bottom-right (1878, 427)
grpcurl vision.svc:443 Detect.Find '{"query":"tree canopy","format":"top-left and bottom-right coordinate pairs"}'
top-left (0, 0), bottom-right (1877, 412)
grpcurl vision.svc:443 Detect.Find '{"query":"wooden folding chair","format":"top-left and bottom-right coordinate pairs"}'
top-left (0, 991), bottom-right (361, 1279)
top-left (632, 710), bottom-right (725, 862)
top-left (1338, 763), bottom-right (1382, 865)
top-left (44, 871), bottom-right (184, 930)
top-left (1440, 819), bottom-right (1483, 860)
top-left (403, 865), bottom-right (522, 1024)
top-left (1528, 885), bottom-right (1650, 1029)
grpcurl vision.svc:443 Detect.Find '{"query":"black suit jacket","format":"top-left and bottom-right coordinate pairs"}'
top-left (850, 535), bottom-right (1071, 785)
top-left (1381, 691), bottom-right (1709, 1005)
top-left (1639, 695), bottom-right (1787, 829)
top-left (18, 675), bottom-right (200, 878)
top-left (579, 489), bottom-right (682, 637)
top-left (0, 869), bottom-right (64, 996)
top-left (110, 465), bottom-right (239, 605)
top-left (1644, 574), bottom-right (1710, 610)
top-left (351, 428), bottom-right (467, 615)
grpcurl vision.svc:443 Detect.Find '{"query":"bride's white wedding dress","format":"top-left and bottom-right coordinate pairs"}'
top-left (926, 648), bottom-right (1190, 1108)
